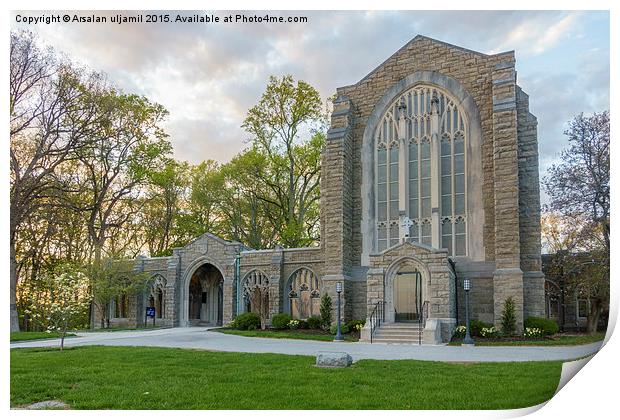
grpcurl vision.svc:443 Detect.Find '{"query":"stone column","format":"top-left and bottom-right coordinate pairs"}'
top-left (132, 255), bottom-right (146, 328)
top-left (429, 93), bottom-right (441, 249)
top-left (360, 263), bottom-right (385, 341)
top-left (397, 98), bottom-right (409, 240)
top-left (491, 61), bottom-right (524, 332)
top-left (516, 87), bottom-right (546, 319)
top-left (268, 247), bottom-right (283, 322)
top-left (321, 95), bottom-right (353, 323)
top-left (166, 249), bottom-right (181, 327)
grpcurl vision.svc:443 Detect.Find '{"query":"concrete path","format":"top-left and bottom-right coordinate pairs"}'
top-left (10, 327), bottom-right (604, 362)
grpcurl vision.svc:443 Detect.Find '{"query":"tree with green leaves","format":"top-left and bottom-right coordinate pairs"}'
top-left (70, 91), bottom-right (171, 264)
top-left (500, 297), bottom-right (517, 336)
top-left (188, 160), bottom-right (225, 238)
top-left (89, 258), bottom-right (149, 329)
top-left (242, 75), bottom-right (325, 248)
top-left (320, 293), bottom-right (333, 329)
top-left (218, 149), bottom-right (280, 249)
top-left (141, 160), bottom-right (191, 256)
top-left (23, 264), bottom-right (91, 350)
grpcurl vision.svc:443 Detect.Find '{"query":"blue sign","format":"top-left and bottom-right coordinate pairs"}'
top-left (146, 307), bottom-right (156, 317)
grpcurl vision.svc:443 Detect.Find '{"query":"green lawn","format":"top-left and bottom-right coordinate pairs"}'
top-left (449, 332), bottom-right (606, 346)
top-left (11, 346), bottom-right (562, 409)
top-left (212, 327), bottom-right (359, 342)
top-left (10, 332), bottom-right (76, 342)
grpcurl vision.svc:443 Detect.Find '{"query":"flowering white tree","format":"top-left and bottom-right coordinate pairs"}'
top-left (36, 267), bottom-right (91, 350)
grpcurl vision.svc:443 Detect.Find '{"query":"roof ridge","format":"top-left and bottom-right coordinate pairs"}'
top-left (342, 34), bottom-right (514, 89)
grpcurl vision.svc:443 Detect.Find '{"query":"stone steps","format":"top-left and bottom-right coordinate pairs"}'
top-left (371, 322), bottom-right (424, 344)
top-left (372, 337), bottom-right (424, 344)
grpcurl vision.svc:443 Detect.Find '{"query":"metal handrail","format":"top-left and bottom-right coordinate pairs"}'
top-left (369, 300), bottom-right (385, 343)
top-left (418, 300), bottom-right (430, 345)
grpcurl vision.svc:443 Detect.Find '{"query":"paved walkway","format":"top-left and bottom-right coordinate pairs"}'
top-left (10, 327), bottom-right (604, 362)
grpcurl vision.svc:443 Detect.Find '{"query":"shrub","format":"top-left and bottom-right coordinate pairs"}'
top-left (469, 319), bottom-right (493, 337)
top-left (500, 297), bottom-right (517, 336)
top-left (271, 313), bottom-right (292, 330)
top-left (453, 325), bottom-right (466, 338)
top-left (523, 327), bottom-right (544, 338)
top-left (306, 316), bottom-right (322, 329)
top-left (346, 319), bottom-right (365, 332)
top-left (232, 312), bottom-right (261, 331)
top-left (288, 319), bottom-right (300, 330)
top-left (329, 323), bottom-right (350, 335)
top-left (480, 326), bottom-right (499, 338)
top-left (319, 293), bottom-right (333, 329)
top-left (524, 317), bottom-right (559, 336)
top-left (297, 319), bottom-right (309, 329)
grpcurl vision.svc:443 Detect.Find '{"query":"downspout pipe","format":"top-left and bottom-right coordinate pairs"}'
top-left (234, 253), bottom-right (241, 317)
top-left (448, 258), bottom-right (459, 324)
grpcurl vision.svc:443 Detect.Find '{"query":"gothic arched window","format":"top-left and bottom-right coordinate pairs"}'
top-left (287, 268), bottom-right (320, 319)
top-left (242, 270), bottom-right (269, 314)
top-left (375, 85), bottom-right (467, 256)
top-left (149, 275), bottom-right (167, 319)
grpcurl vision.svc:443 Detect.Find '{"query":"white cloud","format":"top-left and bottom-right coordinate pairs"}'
top-left (11, 10), bottom-right (608, 174)
top-left (490, 12), bottom-right (581, 55)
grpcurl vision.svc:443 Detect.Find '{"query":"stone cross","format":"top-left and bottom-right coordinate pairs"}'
top-left (401, 216), bottom-right (413, 238)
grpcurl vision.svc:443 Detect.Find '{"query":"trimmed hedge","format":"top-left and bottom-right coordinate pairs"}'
top-left (271, 313), bottom-right (292, 330)
top-left (469, 319), bottom-right (493, 337)
top-left (231, 312), bottom-right (261, 331)
top-left (329, 323), bottom-right (350, 335)
top-left (306, 316), bottom-right (322, 329)
top-left (524, 317), bottom-right (559, 336)
top-left (346, 319), bottom-right (365, 332)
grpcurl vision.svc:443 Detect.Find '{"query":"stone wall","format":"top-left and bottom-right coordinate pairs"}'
top-left (516, 87), bottom-right (546, 319)
top-left (453, 260), bottom-right (495, 325)
top-left (490, 61), bottom-right (524, 332)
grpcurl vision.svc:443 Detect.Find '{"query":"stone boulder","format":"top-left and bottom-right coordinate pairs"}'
top-left (315, 351), bottom-right (353, 368)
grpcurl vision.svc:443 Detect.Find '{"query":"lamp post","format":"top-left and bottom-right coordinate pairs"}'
top-left (462, 278), bottom-right (475, 346)
top-left (334, 282), bottom-right (344, 342)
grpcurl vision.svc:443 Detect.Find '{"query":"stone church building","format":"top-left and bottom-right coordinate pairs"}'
top-left (104, 35), bottom-right (546, 344)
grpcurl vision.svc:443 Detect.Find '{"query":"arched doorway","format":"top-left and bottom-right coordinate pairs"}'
top-left (187, 263), bottom-right (224, 326)
top-left (393, 269), bottom-right (422, 322)
top-left (383, 255), bottom-right (430, 323)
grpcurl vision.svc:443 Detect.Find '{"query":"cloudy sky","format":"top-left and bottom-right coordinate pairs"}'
top-left (12, 10), bottom-right (610, 182)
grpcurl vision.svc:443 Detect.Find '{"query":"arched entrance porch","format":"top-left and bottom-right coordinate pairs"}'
top-left (384, 256), bottom-right (430, 323)
top-left (183, 262), bottom-right (224, 327)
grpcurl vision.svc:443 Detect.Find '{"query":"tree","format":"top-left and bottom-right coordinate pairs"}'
top-left (71, 91), bottom-right (171, 264)
top-left (319, 293), bottom-right (333, 329)
top-left (25, 265), bottom-right (91, 350)
top-left (543, 111), bottom-right (610, 333)
top-left (242, 75), bottom-right (325, 248)
top-left (218, 149), bottom-right (280, 249)
top-left (141, 160), bottom-right (191, 256)
top-left (500, 297), bottom-right (517, 336)
top-left (541, 212), bottom-right (584, 254)
top-left (188, 160), bottom-right (225, 237)
top-left (10, 30), bottom-right (103, 331)
top-left (89, 258), bottom-right (148, 329)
